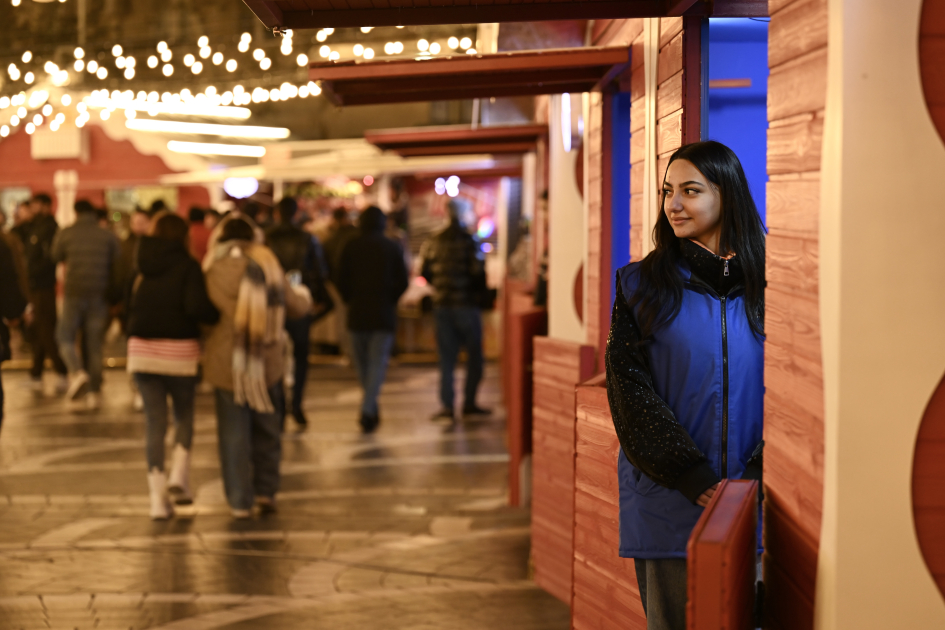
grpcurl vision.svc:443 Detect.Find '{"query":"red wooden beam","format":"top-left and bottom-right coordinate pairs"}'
top-left (243, 0), bottom-right (765, 29)
top-left (682, 16), bottom-right (707, 144)
top-left (312, 47), bottom-right (630, 107)
top-left (365, 124), bottom-right (547, 157)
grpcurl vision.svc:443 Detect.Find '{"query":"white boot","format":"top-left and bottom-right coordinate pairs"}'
top-left (167, 444), bottom-right (193, 505)
top-left (147, 468), bottom-right (173, 520)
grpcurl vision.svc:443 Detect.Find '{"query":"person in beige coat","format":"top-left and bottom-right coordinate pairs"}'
top-left (203, 215), bottom-right (311, 518)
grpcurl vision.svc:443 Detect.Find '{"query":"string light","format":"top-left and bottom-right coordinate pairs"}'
top-left (157, 41), bottom-right (168, 53)
top-left (11, 0), bottom-right (21, 7)
top-left (296, 53), bottom-right (308, 67)
top-left (162, 64), bottom-right (173, 76)
top-left (124, 67), bottom-right (135, 79)
top-left (126, 57), bottom-right (136, 68)
top-left (316, 30), bottom-right (327, 42)
top-left (41, 104), bottom-right (52, 116)
top-left (74, 47), bottom-right (85, 59)
top-left (22, 51), bottom-right (31, 63)
top-left (61, 94), bottom-right (72, 106)
top-left (112, 44), bottom-right (123, 56)
top-left (147, 56), bottom-right (158, 68)
top-left (253, 49), bottom-right (264, 61)
top-left (191, 61), bottom-right (203, 74)
top-left (212, 52), bottom-right (223, 65)
top-left (198, 36), bottom-right (209, 48)
top-left (319, 46), bottom-right (330, 59)
top-left (24, 72), bottom-right (34, 84)
top-left (259, 58), bottom-right (271, 70)
top-left (238, 40), bottom-right (250, 53)
top-left (100, 109), bottom-right (110, 120)
top-left (226, 59), bottom-right (237, 72)
top-left (0, 126), bottom-right (8, 137)
top-left (85, 94), bottom-right (251, 119)
top-left (466, 48), bottom-right (477, 55)
top-left (10, 115), bottom-right (19, 126)
top-left (183, 54), bottom-right (195, 67)
top-left (353, 44), bottom-right (364, 56)
top-left (363, 48), bottom-right (375, 60)
top-left (25, 122), bottom-right (35, 134)
top-left (199, 46), bottom-right (211, 59)
top-left (430, 42), bottom-right (441, 54)
top-left (418, 39), bottom-right (429, 51)
top-left (96, 67), bottom-right (107, 79)
top-left (161, 49), bottom-right (172, 62)
top-left (74, 59), bottom-right (84, 71)
top-left (360, 27), bottom-right (373, 33)
top-left (0, 97), bottom-right (9, 108)
top-left (116, 56), bottom-right (126, 69)
top-left (87, 60), bottom-right (98, 73)
top-left (17, 107), bottom-right (25, 118)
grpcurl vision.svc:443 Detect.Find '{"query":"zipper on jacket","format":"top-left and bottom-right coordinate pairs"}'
top-left (724, 260), bottom-right (730, 277)
top-left (720, 295), bottom-right (729, 479)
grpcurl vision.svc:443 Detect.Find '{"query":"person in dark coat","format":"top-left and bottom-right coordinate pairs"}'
top-left (52, 200), bottom-right (121, 410)
top-left (125, 212), bottom-right (219, 519)
top-left (419, 200), bottom-right (490, 422)
top-left (0, 234), bottom-right (27, 426)
top-left (605, 142), bottom-right (766, 630)
top-left (265, 197), bottom-right (329, 428)
top-left (337, 206), bottom-right (409, 433)
top-left (14, 193), bottom-right (68, 393)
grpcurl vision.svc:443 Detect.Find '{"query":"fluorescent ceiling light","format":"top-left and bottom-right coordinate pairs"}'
top-left (167, 141), bottom-right (266, 158)
top-left (84, 95), bottom-right (250, 120)
top-left (127, 119), bottom-right (289, 139)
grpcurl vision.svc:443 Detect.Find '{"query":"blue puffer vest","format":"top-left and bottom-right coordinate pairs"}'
top-left (615, 260), bottom-right (764, 559)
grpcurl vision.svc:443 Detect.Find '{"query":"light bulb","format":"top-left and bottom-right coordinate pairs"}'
top-left (87, 60), bottom-right (98, 73)
top-left (417, 39), bottom-right (429, 51)
top-left (162, 64), bottom-right (173, 77)
top-left (0, 126), bottom-right (8, 137)
top-left (226, 59), bottom-right (237, 72)
top-left (10, 115), bottom-right (19, 126)
top-left (199, 46), bottom-right (211, 59)
top-left (395, 41), bottom-right (404, 53)
top-left (353, 44), bottom-right (364, 56)
top-left (319, 45), bottom-right (330, 58)
top-left (269, 88), bottom-right (280, 102)
top-left (74, 47), bottom-right (85, 59)
top-left (384, 42), bottom-right (393, 55)
top-left (50, 120), bottom-right (60, 131)
top-left (41, 104), bottom-right (52, 115)
top-left (296, 53), bottom-right (308, 67)
top-left (183, 54), bottom-right (195, 67)
top-left (329, 51), bottom-right (340, 61)
top-left (448, 37), bottom-right (459, 49)
top-left (100, 109), bottom-right (110, 120)
top-left (198, 36), bottom-right (209, 48)
top-left (316, 30), bottom-right (327, 42)
top-left (259, 58), bottom-right (271, 70)
top-left (238, 40), bottom-right (249, 53)
top-left (125, 108), bottom-right (136, 119)
top-left (299, 86), bottom-right (309, 98)
top-left (466, 48), bottom-right (477, 55)
top-left (115, 56), bottom-right (126, 69)
top-left (112, 44), bottom-right (123, 56)
top-left (241, 32), bottom-right (251, 42)
top-left (212, 52), bottom-right (223, 65)
top-left (126, 56), bottom-right (135, 68)
top-left (17, 107), bottom-right (26, 118)
top-left (460, 37), bottom-right (472, 49)
top-left (363, 47), bottom-right (374, 60)
top-left (360, 26), bottom-right (373, 33)
top-left (191, 61), bottom-right (203, 74)
top-left (0, 96), bottom-right (7, 108)
top-left (430, 42), bottom-right (441, 54)
top-left (61, 94), bottom-right (71, 106)
top-left (323, 28), bottom-right (333, 34)
top-left (25, 122), bottom-right (35, 134)
top-left (147, 55), bottom-right (158, 68)
top-left (253, 48), bottom-right (264, 61)
top-left (22, 51), bottom-right (31, 63)
top-left (124, 67), bottom-right (135, 79)
top-left (11, 0), bottom-right (21, 7)
top-left (74, 59), bottom-right (85, 72)
top-left (24, 72), bottom-right (34, 84)
top-left (161, 49), bottom-right (172, 62)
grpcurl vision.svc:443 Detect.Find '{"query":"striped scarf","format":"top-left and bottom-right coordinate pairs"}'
top-left (210, 236), bottom-right (286, 413)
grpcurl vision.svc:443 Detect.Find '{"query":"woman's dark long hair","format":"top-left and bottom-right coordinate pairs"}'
top-left (630, 141), bottom-right (766, 338)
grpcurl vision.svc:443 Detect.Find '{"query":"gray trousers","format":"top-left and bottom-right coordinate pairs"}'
top-left (634, 558), bottom-right (688, 630)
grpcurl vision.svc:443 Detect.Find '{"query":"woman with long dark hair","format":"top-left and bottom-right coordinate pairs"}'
top-left (605, 141), bottom-right (766, 629)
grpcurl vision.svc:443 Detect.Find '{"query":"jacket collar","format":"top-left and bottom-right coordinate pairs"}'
top-left (679, 239), bottom-right (743, 296)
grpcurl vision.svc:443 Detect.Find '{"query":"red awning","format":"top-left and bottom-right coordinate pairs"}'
top-left (365, 124), bottom-right (547, 157)
top-left (242, 0), bottom-right (767, 29)
top-left (310, 46), bottom-right (629, 106)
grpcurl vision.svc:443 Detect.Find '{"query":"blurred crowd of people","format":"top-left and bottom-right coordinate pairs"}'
top-left (0, 192), bottom-right (493, 521)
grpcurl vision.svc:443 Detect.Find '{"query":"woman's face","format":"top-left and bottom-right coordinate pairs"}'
top-left (662, 159), bottom-right (723, 254)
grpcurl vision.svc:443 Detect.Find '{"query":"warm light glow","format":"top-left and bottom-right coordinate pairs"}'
top-left (212, 52), bottom-right (223, 65)
top-left (296, 53), bottom-right (308, 67)
top-left (466, 48), bottom-right (477, 55)
top-left (226, 59), bottom-right (237, 72)
top-left (87, 60), bottom-right (98, 73)
top-left (253, 48), bottom-right (264, 61)
top-left (307, 81), bottom-right (322, 96)
top-left (198, 36), bottom-right (209, 48)
top-left (417, 39), bottom-right (429, 51)
top-left (223, 177), bottom-right (259, 199)
top-left (125, 108), bottom-right (136, 119)
top-left (328, 51), bottom-right (340, 61)
top-left (363, 47), bottom-right (375, 60)
top-left (162, 64), bottom-right (173, 77)
top-left (299, 86), bottom-right (309, 98)
top-left (157, 41), bottom-right (168, 53)
top-left (363, 175), bottom-right (374, 186)
top-left (322, 28), bottom-right (333, 35)
top-left (116, 56), bottom-right (126, 69)
top-left (360, 26), bottom-right (373, 33)
top-left (353, 44), bottom-right (364, 56)
top-left (316, 30), bottom-right (327, 42)
top-left (32, 114), bottom-right (42, 126)
top-left (10, 115), bottom-right (19, 126)
top-left (126, 119), bottom-right (290, 139)
top-left (191, 61), bottom-right (203, 74)
top-left (25, 122), bottom-right (35, 134)
top-left (85, 94), bottom-right (252, 119)
top-left (241, 32), bottom-right (251, 42)
top-left (50, 120), bottom-right (60, 131)
top-left (167, 141), bottom-right (266, 158)
top-left (238, 40), bottom-right (250, 53)
top-left (100, 109), bottom-right (110, 120)
top-left (61, 94), bottom-right (71, 106)
top-left (22, 51), bottom-right (31, 63)
top-left (41, 104), bottom-right (52, 116)
top-left (24, 72), bottom-right (34, 84)
top-left (11, 0), bottom-right (21, 7)
top-left (447, 37), bottom-right (459, 49)
top-left (259, 58), bottom-right (271, 70)
top-left (183, 54), bottom-right (195, 67)
top-left (0, 97), bottom-right (7, 109)
top-left (17, 107), bottom-right (25, 118)
top-left (199, 46), bottom-right (211, 59)
top-left (0, 126), bottom-right (8, 137)
top-left (126, 56), bottom-right (136, 68)
top-left (430, 42), bottom-right (441, 54)
top-left (161, 49), bottom-right (172, 62)
top-left (460, 37), bottom-right (472, 49)
top-left (269, 88), bottom-right (280, 102)
top-left (112, 44), bottom-right (123, 56)
top-left (147, 55), bottom-right (158, 68)
top-left (319, 45), bottom-right (330, 59)
top-left (124, 67), bottom-right (135, 79)
top-left (74, 59), bottom-right (84, 72)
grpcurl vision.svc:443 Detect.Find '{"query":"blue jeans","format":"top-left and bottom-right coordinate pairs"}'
top-left (349, 331), bottom-right (393, 416)
top-left (133, 373), bottom-right (198, 471)
top-left (57, 296), bottom-right (108, 392)
top-left (285, 316), bottom-right (312, 412)
top-left (214, 385), bottom-right (284, 510)
top-left (433, 306), bottom-right (483, 410)
top-left (634, 558), bottom-right (687, 630)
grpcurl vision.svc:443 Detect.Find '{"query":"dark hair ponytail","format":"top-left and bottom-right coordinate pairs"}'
top-left (630, 141), bottom-right (766, 338)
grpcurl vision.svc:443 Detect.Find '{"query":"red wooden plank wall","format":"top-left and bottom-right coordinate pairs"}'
top-left (532, 337), bottom-right (596, 603)
top-left (572, 377), bottom-right (646, 630)
top-left (686, 480), bottom-right (759, 630)
top-left (763, 1), bottom-right (828, 627)
top-left (629, 28), bottom-right (645, 263)
top-left (914, 0), bottom-right (945, 602)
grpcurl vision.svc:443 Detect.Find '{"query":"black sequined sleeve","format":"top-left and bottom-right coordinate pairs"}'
top-left (605, 283), bottom-right (721, 504)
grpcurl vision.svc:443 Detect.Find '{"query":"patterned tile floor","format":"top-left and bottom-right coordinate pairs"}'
top-left (0, 363), bottom-right (569, 630)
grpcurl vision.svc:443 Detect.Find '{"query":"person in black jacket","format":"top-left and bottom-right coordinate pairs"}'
top-left (265, 197), bottom-right (329, 429)
top-left (337, 206), bottom-right (409, 433)
top-left (419, 200), bottom-right (490, 421)
top-left (125, 212), bottom-right (219, 519)
top-left (0, 235), bottom-right (27, 427)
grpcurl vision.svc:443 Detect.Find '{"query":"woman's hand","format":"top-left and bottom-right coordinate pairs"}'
top-left (696, 482), bottom-right (721, 507)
